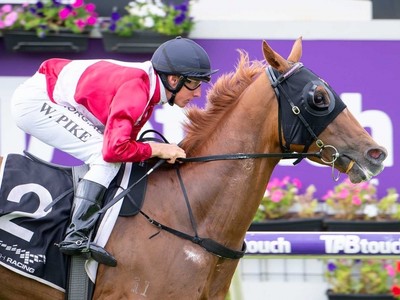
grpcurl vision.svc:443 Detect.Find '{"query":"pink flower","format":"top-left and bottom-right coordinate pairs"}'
top-left (322, 190), bottom-right (334, 200)
top-left (281, 176), bottom-right (290, 186)
top-left (352, 195), bottom-right (362, 206)
top-left (386, 264), bottom-right (395, 277)
top-left (59, 7), bottom-right (71, 20)
top-left (85, 3), bottom-right (96, 13)
top-left (86, 15), bottom-right (96, 25)
top-left (338, 189), bottom-right (349, 199)
top-left (292, 178), bottom-right (302, 189)
top-left (1, 4), bottom-right (12, 13)
top-left (271, 190), bottom-right (284, 203)
top-left (4, 11), bottom-right (18, 26)
top-left (72, 0), bottom-right (84, 8)
top-left (267, 178), bottom-right (280, 189)
top-left (74, 18), bottom-right (86, 29)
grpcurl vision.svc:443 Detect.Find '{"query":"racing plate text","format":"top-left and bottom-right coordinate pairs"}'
top-left (321, 235), bottom-right (400, 254)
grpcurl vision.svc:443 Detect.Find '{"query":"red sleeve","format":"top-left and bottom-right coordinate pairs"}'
top-left (102, 79), bottom-right (152, 162)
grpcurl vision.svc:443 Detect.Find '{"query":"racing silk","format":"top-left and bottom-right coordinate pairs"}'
top-left (38, 58), bottom-right (166, 163)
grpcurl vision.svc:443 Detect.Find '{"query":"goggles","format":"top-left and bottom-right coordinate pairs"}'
top-left (183, 78), bottom-right (202, 91)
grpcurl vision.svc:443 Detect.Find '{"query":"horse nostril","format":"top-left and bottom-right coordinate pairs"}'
top-left (367, 147), bottom-right (387, 163)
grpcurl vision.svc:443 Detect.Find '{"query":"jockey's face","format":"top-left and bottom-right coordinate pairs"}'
top-left (167, 75), bottom-right (202, 108)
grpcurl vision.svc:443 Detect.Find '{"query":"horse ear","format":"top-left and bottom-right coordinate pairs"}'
top-left (262, 40), bottom-right (289, 72)
top-left (287, 37), bottom-right (303, 62)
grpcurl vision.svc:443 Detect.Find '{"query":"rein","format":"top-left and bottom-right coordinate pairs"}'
top-left (99, 62), bottom-right (350, 259)
top-left (98, 129), bottom-right (339, 260)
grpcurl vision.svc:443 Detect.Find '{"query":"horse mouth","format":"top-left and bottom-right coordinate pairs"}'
top-left (339, 155), bottom-right (385, 184)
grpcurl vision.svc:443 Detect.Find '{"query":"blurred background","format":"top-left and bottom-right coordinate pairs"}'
top-left (0, 0), bottom-right (399, 299)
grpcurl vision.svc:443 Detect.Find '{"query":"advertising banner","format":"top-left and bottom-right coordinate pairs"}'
top-left (245, 231), bottom-right (400, 257)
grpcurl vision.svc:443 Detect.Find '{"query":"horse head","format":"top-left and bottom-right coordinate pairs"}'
top-left (262, 38), bottom-right (387, 183)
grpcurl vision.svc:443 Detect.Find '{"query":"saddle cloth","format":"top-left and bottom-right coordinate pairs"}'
top-left (0, 153), bottom-right (145, 291)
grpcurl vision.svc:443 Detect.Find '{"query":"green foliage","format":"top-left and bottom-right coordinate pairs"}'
top-left (325, 259), bottom-right (400, 297)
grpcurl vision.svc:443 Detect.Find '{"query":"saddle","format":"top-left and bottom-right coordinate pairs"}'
top-left (24, 151), bottom-right (149, 217)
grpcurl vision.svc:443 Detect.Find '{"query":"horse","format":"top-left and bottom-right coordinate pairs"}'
top-left (0, 38), bottom-right (387, 299)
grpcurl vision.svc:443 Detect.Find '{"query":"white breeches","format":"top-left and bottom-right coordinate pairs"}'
top-left (10, 72), bottom-right (120, 188)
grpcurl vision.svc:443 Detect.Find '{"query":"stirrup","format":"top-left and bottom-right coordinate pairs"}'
top-left (88, 243), bottom-right (117, 267)
top-left (59, 239), bottom-right (117, 267)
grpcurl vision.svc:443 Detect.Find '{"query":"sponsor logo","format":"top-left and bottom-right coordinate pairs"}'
top-left (320, 234), bottom-right (400, 254)
top-left (0, 240), bottom-right (46, 274)
top-left (246, 237), bottom-right (292, 254)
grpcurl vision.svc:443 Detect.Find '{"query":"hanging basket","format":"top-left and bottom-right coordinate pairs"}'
top-left (326, 290), bottom-right (395, 300)
top-left (2, 30), bottom-right (89, 53)
top-left (249, 217), bottom-right (324, 232)
top-left (323, 218), bottom-right (400, 232)
top-left (101, 31), bottom-right (184, 53)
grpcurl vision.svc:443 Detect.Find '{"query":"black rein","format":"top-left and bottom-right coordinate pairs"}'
top-left (98, 130), bottom-right (322, 260)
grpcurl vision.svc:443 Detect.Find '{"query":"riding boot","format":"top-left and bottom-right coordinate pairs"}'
top-left (59, 179), bottom-right (117, 267)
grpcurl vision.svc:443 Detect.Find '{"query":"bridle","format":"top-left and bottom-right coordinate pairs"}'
top-left (265, 62), bottom-right (347, 180)
top-left (179, 62), bottom-right (347, 181)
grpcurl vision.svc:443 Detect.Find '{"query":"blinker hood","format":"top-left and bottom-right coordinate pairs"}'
top-left (268, 65), bottom-right (347, 150)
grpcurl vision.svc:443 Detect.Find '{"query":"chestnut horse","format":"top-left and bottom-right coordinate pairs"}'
top-left (0, 39), bottom-right (387, 299)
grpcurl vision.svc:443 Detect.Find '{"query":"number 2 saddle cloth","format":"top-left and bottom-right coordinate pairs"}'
top-left (0, 153), bottom-right (147, 292)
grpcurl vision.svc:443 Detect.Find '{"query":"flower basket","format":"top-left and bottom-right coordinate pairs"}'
top-left (323, 219), bottom-right (400, 232)
top-left (101, 30), bottom-right (179, 53)
top-left (327, 290), bottom-right (395, 300)
top-left (2, 30), bottom-right (89, 53)
top-left (249, 215), bottom-right (324, 232)
top-left (101, 0), bottom-right (194, 53)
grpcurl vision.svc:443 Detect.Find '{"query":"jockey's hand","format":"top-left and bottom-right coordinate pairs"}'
top-left (148, 142), bottom-right (186, 164)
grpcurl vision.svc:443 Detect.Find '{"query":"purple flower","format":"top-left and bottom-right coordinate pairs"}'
top-left (51, 0), bottom-right (61, 7)
top-left (108, 23), bottom-right (117, 32)
top-left (327, 262), bottom-right (337, 272)
top-left (174, 12), bottom-right (185, 25)
top-left (174, 0), bottom-right (189, 12)
top-left (111, 11), bottom-right (120, 22)
top-left (36, 1), bottom-right (44, 9)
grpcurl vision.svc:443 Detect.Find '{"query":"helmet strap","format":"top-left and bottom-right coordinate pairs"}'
top-left (159, 73), bottom-right (185, 106)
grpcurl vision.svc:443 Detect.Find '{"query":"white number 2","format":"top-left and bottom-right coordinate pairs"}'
top-left (0, 183), bottom-right (53, 242)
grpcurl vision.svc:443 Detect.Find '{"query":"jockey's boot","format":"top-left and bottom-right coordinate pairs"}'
top-left (59, 179), bottom-right (117, 267)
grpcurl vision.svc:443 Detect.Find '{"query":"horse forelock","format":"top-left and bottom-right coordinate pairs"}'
top-left (181, 51), bottom-right (266, 154)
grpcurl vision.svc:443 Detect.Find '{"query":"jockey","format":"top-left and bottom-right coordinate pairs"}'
top-left (10, 37), bottom-right (218, 267)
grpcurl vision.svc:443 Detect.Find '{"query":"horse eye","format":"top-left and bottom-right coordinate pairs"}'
top-left (314, 92), bottom-right (325, 106)
top-left (313, 87), bottom-right (330, 108)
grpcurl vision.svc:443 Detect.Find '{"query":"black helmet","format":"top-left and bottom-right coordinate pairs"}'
top-left (151, 37), bottom-right (218, 82)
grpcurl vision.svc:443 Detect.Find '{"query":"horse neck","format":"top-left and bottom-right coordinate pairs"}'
top-left (188, 72), bottom-right (281, 241)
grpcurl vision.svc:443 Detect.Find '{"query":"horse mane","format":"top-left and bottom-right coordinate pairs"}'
top-left (181, 50), bottom-right (266, 154)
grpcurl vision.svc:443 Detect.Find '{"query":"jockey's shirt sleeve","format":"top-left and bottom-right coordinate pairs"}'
top-left (102, 79), bottom-right (153, 162)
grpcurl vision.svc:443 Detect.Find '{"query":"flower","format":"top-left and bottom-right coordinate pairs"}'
top-left (105, 0), bottom-right (194, 37)
top-left (294, 184), bottom-right (319, 218)
top-left (323, 178), bottom-right (399, 220)
top-left (325, 259), bottom-right (400, 297)
top-left (0, 4), bottom-right (21, 29)
top-left (1, 0), bottom-right (98, 37)
top-left (252, 176), bottom-right (319, 220)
